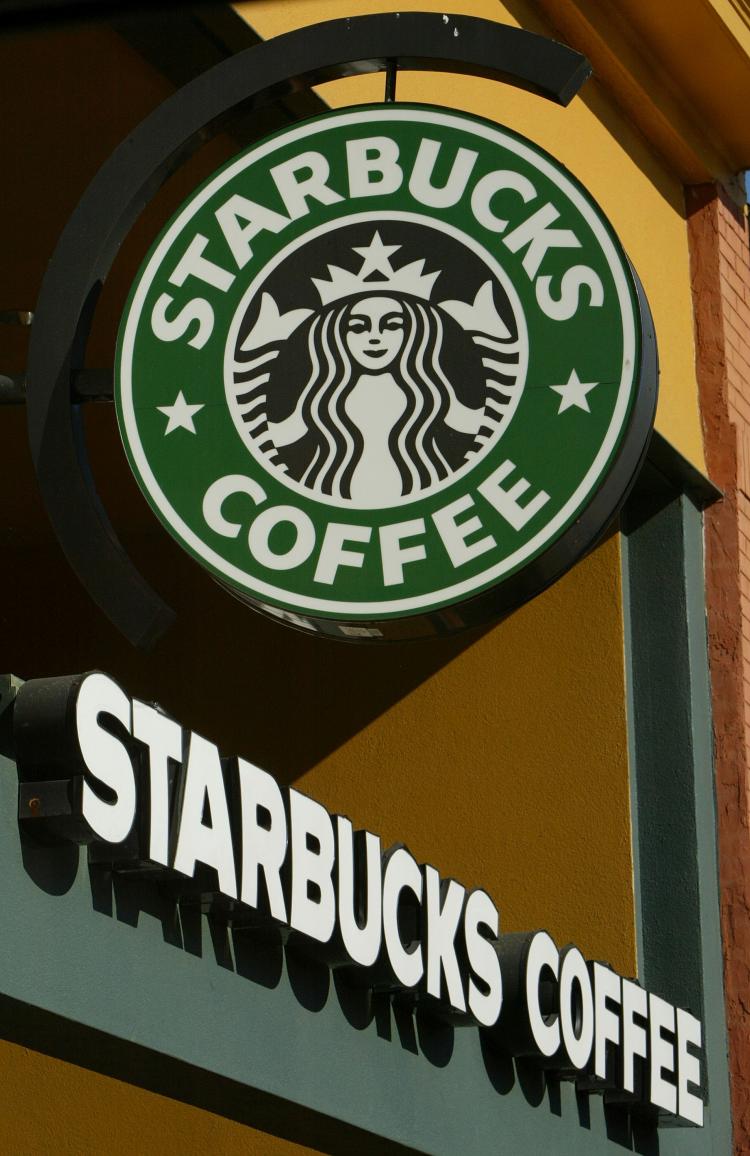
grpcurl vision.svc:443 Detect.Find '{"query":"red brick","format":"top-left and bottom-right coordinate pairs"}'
top-left (721, 268), bottom-right (748, 304)
top-left (690, 185), bottom-right (750, 1156)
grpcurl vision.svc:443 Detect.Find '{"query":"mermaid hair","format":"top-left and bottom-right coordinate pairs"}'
top-left (295, 295), bottom-right (462, 499)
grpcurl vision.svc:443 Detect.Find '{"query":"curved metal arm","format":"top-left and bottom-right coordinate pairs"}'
top-left (26, 12), bottom-right (591, 648)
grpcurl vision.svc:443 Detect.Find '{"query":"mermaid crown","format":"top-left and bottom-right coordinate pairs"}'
top-left (312, 231), bottom-right (440, 306)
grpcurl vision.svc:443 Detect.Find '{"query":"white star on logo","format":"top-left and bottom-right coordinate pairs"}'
top-left (549, 370), bottom-right (599, 414)
top-left (157, 390), bottom-right (205, 435)
top-left (352, 231), bottom-right (402, 279)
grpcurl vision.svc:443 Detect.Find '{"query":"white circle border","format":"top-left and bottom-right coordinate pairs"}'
top-left (119, 104), bottom-right (637, 618)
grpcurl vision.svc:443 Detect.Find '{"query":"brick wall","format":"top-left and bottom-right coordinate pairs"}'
top-left (687, 184), bottom-right (750, 1155)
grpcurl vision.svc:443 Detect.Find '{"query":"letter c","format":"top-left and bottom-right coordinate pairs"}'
top-left (525, 930), bottom-right (561, 1058)
top-left (471, 170), bottom-right (536, 233)
top-left (202, 474), bottom-right (267, 538)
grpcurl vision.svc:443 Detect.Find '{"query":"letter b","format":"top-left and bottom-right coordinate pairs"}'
top-left (347, 137), bottom-right (403, 198)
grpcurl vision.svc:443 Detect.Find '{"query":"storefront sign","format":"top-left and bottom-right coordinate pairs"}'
top-left (115, 104), bottom-right (656, 637)
top-left (15, 671), bottom-right (701, 1126)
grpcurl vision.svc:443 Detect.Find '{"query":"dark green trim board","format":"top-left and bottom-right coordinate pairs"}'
top-left (622, 492), bottom-right (732, 1152)
top-left (0, 738), bottom-right (717, 1156)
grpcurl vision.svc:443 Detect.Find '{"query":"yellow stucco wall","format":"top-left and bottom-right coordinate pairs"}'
top-left (298, 533), bottom-right (634, 970)
top-left (0, 1042), bottom-right (312, 1156)
top-left (238, 0), bottom-right (706, 472)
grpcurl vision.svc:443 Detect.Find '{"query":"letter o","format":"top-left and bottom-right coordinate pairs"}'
top-left (248, 505), bottom-right (315, 570)
top-left (559, 946), bottom-right (595, 1070)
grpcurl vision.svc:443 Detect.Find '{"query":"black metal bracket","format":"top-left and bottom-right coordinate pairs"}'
top-left (26, 12), bottom-right (591, 648)
top-left (18, 777), bottom-right (90, 845)
top-left (3, 370), bottom-right (113, 405)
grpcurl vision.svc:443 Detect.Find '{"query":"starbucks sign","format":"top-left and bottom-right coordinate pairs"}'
top-left (116, 104), bottom-right (656, 638)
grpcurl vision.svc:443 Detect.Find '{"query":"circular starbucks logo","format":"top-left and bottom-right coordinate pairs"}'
top-left (116, 104), bottom-right (655, 637)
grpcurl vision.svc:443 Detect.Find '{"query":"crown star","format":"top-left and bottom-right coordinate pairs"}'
top-left (352, 231), bottom-right (401, 278)
top-left (311, 232), bottom-right (441, 306)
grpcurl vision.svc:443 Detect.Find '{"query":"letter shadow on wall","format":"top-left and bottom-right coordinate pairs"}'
top-left (9, 851), bottom-right (660, 1155)
top-left (20, 826), bottom-right (79, 895)
top-left (85, 858), bottom-right (462, 1070)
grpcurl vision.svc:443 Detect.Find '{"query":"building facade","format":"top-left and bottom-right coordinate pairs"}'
top-left (2, 1), bottom-right (750, 1152)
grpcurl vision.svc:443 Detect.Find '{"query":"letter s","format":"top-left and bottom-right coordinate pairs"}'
top-left (536, 265), bottom-right (604, 321)
top-left (77, 672), bottom-right (136, 845)
top-left (151, 292), bottom-right (214, 349)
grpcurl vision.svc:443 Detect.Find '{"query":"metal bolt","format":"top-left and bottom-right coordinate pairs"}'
top-left (0, 310), bottom-right (33, 326)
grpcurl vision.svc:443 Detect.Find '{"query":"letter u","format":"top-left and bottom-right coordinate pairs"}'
top-left (409, 138), bottom-right (478, 209)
